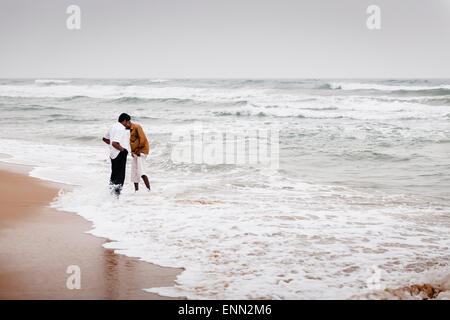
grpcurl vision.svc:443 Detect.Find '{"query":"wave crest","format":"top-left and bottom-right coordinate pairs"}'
top-left (35, 79), bottom-right (71, 85)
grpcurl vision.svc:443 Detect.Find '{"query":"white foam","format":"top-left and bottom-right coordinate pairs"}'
top-left (35, 79), bottom-right (71, 85)
top-left (330, 82), bottom-right (450, 91)
top-left (351, 265), bottom-right (450, 300)
top-left (0, 78), bottom-right (448, 299)
top-left (1, 137), bottom-right (448, 299)
top-left (0, 84), bottom-right (268, 100)
top-left (213, 96), bottom-right (450, 120)
top-left (149, 79), bottom-right (170, 83)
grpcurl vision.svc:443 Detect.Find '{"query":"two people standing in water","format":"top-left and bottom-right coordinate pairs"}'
top-left (103, 113), bottom-right (151, 196)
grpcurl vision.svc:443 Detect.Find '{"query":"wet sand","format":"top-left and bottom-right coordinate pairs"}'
top-left (0, 162), bottom-right (184, 299)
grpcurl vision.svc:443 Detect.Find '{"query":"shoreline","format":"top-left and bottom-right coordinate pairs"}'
top-left (0, 161), bottom-right (184, 299)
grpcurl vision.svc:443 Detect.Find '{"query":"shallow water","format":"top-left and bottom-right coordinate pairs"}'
top-left (0, 78), bottom-right (449, 299)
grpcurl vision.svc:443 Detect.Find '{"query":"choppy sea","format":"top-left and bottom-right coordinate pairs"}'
top-left (0, 78), bottom-right (449, 299)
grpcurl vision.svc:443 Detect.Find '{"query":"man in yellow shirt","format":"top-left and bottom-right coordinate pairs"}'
top-left (129, 122), bottom-right (151, 191)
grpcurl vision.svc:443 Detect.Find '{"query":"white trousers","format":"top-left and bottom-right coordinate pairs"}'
top-left (131, 153), bottom-right (147, 183)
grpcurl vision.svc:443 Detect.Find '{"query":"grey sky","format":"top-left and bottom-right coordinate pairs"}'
top-left (0, 0), bottom-right (449, 78)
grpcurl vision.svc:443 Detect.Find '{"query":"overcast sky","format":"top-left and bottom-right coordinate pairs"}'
top-left (0, 0), bottom-right (449, 78)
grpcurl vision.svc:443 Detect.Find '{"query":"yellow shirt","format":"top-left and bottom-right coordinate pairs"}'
top-left (129, 123), bottom-right (149, 154)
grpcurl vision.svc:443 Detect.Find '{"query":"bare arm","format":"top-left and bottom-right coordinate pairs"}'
top-left (112, 141), bottom-right (126, 152)
top-left (102, 137), bottom-right (110, 145)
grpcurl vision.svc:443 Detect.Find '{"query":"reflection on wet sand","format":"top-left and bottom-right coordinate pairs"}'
top-left (0, 167), bottom-right (184, 299)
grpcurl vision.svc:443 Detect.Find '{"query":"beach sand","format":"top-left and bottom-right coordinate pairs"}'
top-left (0, 161), bottom-right (184, 299)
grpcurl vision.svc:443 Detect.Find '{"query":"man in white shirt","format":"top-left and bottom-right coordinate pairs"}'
top-left (103, 113), bottom-right (131, 196)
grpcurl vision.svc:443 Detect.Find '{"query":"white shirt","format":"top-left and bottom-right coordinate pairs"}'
top-left (104, 122), bottom-right (131, 159)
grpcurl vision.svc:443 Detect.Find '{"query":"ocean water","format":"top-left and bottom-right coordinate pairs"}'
top-left (0, 78), bottom-right (449, 299)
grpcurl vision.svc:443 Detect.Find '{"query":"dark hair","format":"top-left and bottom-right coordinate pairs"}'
top-left (118, 113), bottom-right (131, 122)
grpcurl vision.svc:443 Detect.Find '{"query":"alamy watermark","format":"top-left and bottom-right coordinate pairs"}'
top-left (366, 5), bottom-right (381, 30)
top-left (170, 124), bottom-right (279, 169)
top-left (366, 265), bottom-right (385, 290)
top-left (66, 5), bottom-right (380, 31)
top-left (66, 265), bottom-right (81, 290)
top-left (66, 5), bottom-right (81, 30)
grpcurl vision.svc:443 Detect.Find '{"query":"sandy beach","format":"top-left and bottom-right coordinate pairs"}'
top-left (0, 161), bottom-right (184, 299)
